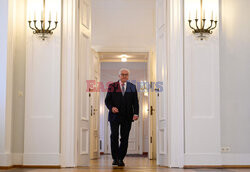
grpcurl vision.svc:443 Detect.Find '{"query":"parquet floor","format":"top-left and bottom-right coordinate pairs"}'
top-left (1, 155), bottom-right (250, 172)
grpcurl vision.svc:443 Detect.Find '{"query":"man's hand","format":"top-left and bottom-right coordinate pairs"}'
top-left (133, 115), bottom-right (139, 121)
top-left (112, 107), bottom-right (119, 113)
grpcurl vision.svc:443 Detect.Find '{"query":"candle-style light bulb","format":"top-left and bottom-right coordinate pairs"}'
top-left (49, 11), bottom-right (51, 21)
top-left (211, 11), bottom-right (214, 20)
top-left (34, 11), bottom-right (36, 20)
top-left (189, 11), bottom-right (191, 20)
top-left (196, 9), bottom-right (198, 19)
top-left (56, 12), bottom-right (58, 21)
top-left (41, 10), bottom-right (43, 20)
top-left (203, 9), bottom-right (205, 19)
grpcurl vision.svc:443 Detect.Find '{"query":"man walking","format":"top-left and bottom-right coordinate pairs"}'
top-left (105, 68), bottom-right (139, 166)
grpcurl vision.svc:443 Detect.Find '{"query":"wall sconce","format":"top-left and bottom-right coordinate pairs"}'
top-left (28, 0), bottom-right (58, 40)
top-left (188, 0), bottom-right (218, 40)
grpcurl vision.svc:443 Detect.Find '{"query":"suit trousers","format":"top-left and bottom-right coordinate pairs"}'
top-left (110, 118), bottom-right (132, 161)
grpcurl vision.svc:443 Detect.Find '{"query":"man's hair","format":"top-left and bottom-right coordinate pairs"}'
top-left (119, 68), bottom-right (130, 75)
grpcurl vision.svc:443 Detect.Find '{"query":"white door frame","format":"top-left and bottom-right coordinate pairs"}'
top-left (61, 0), bottom-right (78, 167)
top-left (165, 0), bottom-right (184, 168)
top-left (61, 0), bottom-right (185, 167)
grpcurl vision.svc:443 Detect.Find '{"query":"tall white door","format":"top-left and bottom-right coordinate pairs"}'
top-left (156, 0), bottom-right (168, 166)
top-left (148, 52), bottom-right (157, 160)
top-left (90, 75), bottom-right (100, 159)
top-left (76, 0), bottom-right (92, 166)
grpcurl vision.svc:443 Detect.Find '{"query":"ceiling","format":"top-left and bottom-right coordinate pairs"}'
top-left (91, 0), bottom-right (156, 52)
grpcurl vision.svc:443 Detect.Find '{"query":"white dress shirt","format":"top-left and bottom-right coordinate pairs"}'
top-left (119, 80), bottom-right (127, 93)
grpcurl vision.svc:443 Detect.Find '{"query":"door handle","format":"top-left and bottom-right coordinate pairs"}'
top-left (150, 106), bottom-right (155, 116)
top-left (155, 88), bottom-right (160, 92)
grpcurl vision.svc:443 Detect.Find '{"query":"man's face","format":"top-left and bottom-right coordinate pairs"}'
top-left (119, 70), bottom-right (129, 83)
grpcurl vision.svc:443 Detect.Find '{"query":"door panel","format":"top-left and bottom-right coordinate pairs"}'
top-left (156, 0), bottom-right (168, 165)
top-left (77, 0), bottom-right (91, 166)
top-left (90, 76), bottom-right (100, 159)
top-left (148, 52), bottom-right (157, 160)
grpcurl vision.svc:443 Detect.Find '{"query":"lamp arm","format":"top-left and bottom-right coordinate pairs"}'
top-left (28, 21), bottom-right (36, 31)
top-left (33, 21), bottom-right (40, 31)
top-left (209, 21), bottom-right (218, 31)
top-left (50, 21), bottom-right (58, 32)
top-left (46, 21), bottom-right (52, 31)
top-left (207, 20), bottom-right (214, 30)
top-left (188, 20), bottom-right (196, 30)
top-left (202, 19), bottom-right (206, 29)
top-left (195, 19), bottom-right (200, 30)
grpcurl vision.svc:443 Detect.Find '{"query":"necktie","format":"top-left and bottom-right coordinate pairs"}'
top-left (122, 83), bottom-right (125, 96)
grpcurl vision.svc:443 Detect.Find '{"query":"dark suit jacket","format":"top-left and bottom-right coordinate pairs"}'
top-left (105, 80), bottom-right (139, 122)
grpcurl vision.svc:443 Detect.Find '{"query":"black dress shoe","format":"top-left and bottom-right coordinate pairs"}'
top-left (112, 159), bottom-right (118, 165)
top-left (118, 160), bottom-right (125, 166)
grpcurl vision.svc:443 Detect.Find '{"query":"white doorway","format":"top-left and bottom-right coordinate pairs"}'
top-left (99, 59), bottom-right (149, 156)
top-left (62, 0), bottom-right (185, 168)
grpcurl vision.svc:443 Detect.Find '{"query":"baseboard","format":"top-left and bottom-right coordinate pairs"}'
top-left (12, 153), bottom-right (23, 165)
top-left (19, 165), bottom-right (61, 168)
top-left (0, 153), bottom-right (12, 166)
top-left (222, 153), bottom-right (250, 165)
top-left (23, 153), bottom-right (60, 165)
top-left (184, 153), bottom-right (222, 165)
top-left (0, 165), bottom-right (60, 169)
top-left (184, 165), bottom-right (223, 169)
top-left (184, 165), bottom-right (250, 169)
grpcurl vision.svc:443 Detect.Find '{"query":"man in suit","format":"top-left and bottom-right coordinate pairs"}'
top-left (105, 68), bottom-right (139, 166)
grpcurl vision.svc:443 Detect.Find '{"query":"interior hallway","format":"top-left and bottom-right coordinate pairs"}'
top-left (1, 155), bottom-right (250, 172)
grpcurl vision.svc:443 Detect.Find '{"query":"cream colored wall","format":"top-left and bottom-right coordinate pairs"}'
top-left (0, 0), bottom-right (10, 155)
top-left (220, 0), bottom-right (250, 154)
top-left (184, 0), bottom-right (221, 165)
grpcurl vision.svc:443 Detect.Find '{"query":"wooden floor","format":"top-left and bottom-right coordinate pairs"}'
top-left (1, 155), bottom-right (250, 172)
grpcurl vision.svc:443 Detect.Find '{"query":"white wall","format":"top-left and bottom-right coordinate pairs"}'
top-left (0, 0), bottom-right (14, 166)
top-left (220, 0), bottom-right (250, 157)
top-left (0, 0), bottom-right (9, 154)
top-left (91, 0), bottom-right (155, 52)
top-left (23, 0), bottom-right (61, 165)
top-left (184, 0), bottom-right (221, 165)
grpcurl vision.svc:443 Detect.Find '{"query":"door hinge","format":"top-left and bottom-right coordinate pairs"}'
top-left (150, 136), bottom-right (152, 143)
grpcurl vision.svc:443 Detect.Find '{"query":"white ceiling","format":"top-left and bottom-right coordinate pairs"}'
top-left (91, 0), bottom-right (156, 52)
